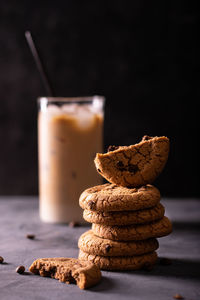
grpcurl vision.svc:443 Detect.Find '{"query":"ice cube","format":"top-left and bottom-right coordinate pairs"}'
top-left (46, 105), bottom-right (61, 114)
top-left (76, 106), bottom-right (94, 128)
top-left (62, 103), bottom-right (79, 114)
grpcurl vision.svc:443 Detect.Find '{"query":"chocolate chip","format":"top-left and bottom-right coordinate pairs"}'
top-left (173, 294), bottom-right (184, 299)
top-left (142, 135), bottom-right (153, 141)
top-left (105, 245), bottom-right (111, 253)
top-left (0, 256), bottom-right (4, 263)
top-left (69, 221), bottom-right (80, 227)
top-left (26, 234), bottom-right (35, 240)
top-left (88, 201), bottom-right (95, 209)
top-left (128, 164), bottom-right (139, 173)
top-left (116, 161), bottom-right (124, 168)
top-left (159, 258), bottom-right (172, 265)
top-left (107, 145), bottom-right (119, 152)
top-left (97, 168), bottom-right (101, 173)
top-left (16, 265), bottom-right (25, 274)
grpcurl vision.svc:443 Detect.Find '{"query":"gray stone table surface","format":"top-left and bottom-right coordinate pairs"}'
top-left (0, 197), bottom-right (200, 300)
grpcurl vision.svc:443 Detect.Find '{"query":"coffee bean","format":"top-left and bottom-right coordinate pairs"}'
top-left (69, 221), bottom-right (80, 227)
top-left (0, 256), bottom-right (4, 263)
top-left (26, 234), bottom-right (35, 240)
top-left (160, 258), bottom-right (172, 265)
top-left (16, 265), bottom-right (25, 274)
top-left (173, 294), bottom-right (184, 299)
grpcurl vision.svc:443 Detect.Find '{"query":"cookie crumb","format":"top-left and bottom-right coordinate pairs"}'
top-left (173, 294), bottom-right (184, 299)
top-left (26, 234), bottom-right (35, 240)
top-left (0, 256), bottom-right (4, 263)
top-left (160, 258), bottom-right (172, 265)
top-left (16, 265), bottom-right (25, 274)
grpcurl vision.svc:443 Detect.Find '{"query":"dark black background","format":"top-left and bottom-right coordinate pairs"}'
top-left (0, 1), bottom-right (199, 197)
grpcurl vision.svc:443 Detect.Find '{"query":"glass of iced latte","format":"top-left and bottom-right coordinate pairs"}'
top-left (38, 96), bottom-right (105, 223)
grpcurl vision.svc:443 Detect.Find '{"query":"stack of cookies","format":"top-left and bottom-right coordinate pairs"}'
top-left (78, 136), bottom-right (172, 271)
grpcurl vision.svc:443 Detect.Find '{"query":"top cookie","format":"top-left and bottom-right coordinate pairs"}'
top-left (94, 135), bottom-right (169, 187)
top-left (79, 183), bottom-right (160, 212)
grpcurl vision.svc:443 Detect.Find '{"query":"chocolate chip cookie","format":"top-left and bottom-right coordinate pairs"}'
top-left (79, 250), bottom-right (158, 270)
top-left (79, 183), bottom-right (160, 212)
top-left (92, 216), bottom-right (172, 241)
top-left (78, 230), bottom-right (159, 256)
top-left (83, 203), bottom-right (165, 225)
top-left (94, 136), bottom-right (169, 187)
top-left (29, 257), bottom-right (101, 289)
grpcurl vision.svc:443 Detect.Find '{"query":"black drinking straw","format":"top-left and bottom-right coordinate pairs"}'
top-left (25, 31), bottom-right (54, 96)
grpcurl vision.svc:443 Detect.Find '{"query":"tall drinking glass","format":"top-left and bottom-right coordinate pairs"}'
top-left (38, 96), bottom-right (105, 223)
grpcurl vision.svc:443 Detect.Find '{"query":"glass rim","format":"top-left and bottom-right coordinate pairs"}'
top-left (37, 95), bottom-right (105, 103)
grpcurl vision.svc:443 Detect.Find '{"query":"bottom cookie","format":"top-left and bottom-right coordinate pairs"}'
top-left (78, 250), bottom-right (157, 271)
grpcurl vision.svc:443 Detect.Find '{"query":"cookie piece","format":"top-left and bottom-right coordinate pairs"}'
top-left (83, 203), bottom-right (165, 225)
top-left (78, 230), bottom-right (159, 256)
top-left (92, 216), bottom-right (172, 241)
top-left (94, 136), bottom-right (169, 187)
top-left (79, 250), bottom-right (158, 271)
top-left (79, 183), bottom-right (160, 212)
top-left (29, 257), bottom-right (101, 289)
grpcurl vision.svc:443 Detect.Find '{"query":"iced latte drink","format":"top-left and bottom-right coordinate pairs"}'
top-left (38, 96), bottom-right (105, 223)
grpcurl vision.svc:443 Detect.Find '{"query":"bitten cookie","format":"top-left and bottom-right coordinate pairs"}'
top-left (83, 203), bottom-right (165, 225)
top-left (92, 216), bottom-right (172, 241)
top-left (78, 230), bottom-right (159, 256)
top-left (79, 250), bottom-right (158, 271)
top-left (29, 257), bottom-right (101, 289)
top-left (94, 136), bottom-right (169, 187)
top-left (79, 183), bottom-right (160, 212)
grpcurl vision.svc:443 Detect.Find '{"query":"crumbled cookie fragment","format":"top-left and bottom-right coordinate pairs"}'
top-left (29, 257), bottom-right (101, 289)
